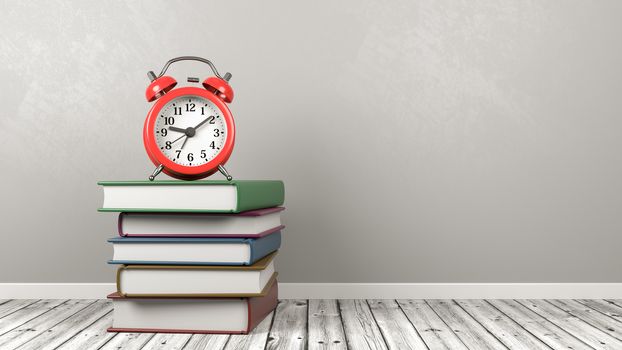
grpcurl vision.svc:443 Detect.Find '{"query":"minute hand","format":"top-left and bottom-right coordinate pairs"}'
top-left (194, 116), bottom-right (215, 130)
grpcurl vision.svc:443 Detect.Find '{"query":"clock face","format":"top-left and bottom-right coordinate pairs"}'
top-left (154, 95), bottom-right (227, 167)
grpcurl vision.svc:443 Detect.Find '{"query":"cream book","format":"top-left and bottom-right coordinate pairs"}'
top-left (116, 252), bottom-right (277, 297)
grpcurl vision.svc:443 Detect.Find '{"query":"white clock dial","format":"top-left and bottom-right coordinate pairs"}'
top-left (154, 95), bottom-right (227, 167)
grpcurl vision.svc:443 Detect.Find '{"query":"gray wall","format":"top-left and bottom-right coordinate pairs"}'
top-left (1, 0), bottom-right (621, 283)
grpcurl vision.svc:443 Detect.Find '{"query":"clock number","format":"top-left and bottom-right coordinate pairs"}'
top-left (186, 103), bottom-right (195, 112)
top-left (209, 141), bottom-right (216, 149)
top-left (165, 141), bottom-right (172, 150)
top-left (160, 128), bottom-right (167, 137)
top-left (173, 107), bottom-right (182, 115)
top-left (214, 129), bottom-right (220, 137)
top-left (209, 117), bottom-right (216, 124)
top-left (201, 150), bottom-right (206, 158)
top-left (164, 117), bottom-right (175, 125)
top-left (200, 107), bottom-right (205, 115)
top-left (187, 153), bottom-right (194, 161)
top-left (175, 150), bottom-right (181, 159)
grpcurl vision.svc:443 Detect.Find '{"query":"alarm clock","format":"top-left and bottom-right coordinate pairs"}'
top-left (143, 56), bottom-right (235, 181)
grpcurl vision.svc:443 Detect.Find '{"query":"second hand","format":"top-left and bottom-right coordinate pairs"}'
top-left (170, 134), bottom-right (186, 145)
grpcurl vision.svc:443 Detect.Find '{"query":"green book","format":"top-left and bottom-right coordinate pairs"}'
top-left (98, 180), bottom-right (284, 213)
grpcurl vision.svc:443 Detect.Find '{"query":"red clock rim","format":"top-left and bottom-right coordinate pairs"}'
top-left (143, 86), bottom-right (235, 179)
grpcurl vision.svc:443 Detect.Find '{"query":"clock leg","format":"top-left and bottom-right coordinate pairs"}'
top-left (218, 165), bottom-right (233, 181)
top-left (148, 164), bottom-right (164, 181)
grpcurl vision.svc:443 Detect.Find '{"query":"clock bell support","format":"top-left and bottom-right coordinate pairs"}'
top-left (218, 164), bottom-right (233, 181)
top-left (148, 164), bottom-right (233, 181)
top-left (148, 164), bottom-right (164, 181)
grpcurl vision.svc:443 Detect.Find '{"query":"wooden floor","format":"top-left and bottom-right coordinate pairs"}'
top-left (1, 299), bottom-right (622, 349)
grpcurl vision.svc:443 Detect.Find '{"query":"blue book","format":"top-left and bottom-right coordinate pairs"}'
top-left (108, 231), bottom-right (281, 266)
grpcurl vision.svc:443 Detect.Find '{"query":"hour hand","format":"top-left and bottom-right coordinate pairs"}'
top-left (168, 126), bottom-right (186, 133)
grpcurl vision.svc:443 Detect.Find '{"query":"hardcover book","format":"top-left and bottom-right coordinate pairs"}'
top-left (117, 207), bottom-right (285, 237)
top-left (98, 180), bottom-right (284, 213)
top-left (116, 252), bottom-right (277, 297)
top-left (108, 231), bottom-right (281, 266)
top-left (108, 281), bottom-right (278, 334)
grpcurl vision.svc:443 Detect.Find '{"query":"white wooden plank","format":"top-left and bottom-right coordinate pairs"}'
top-left (367, 299), bottom-right (427, 350)
top-left (488, 299), bottom-right (589, 350)
top-left (55, 311), bottom-right (116, 350)
top-left (606, 300), bottom-right (622, 308)
top-left (0, 299), bottom-right (95, 349)
top-left (8, 297), bottom-right (622, 350)
top-left (182, 333), bottom-right (229, 350)
top-left (517, 299), bottom-right (622, 350)
top-left (98, 332), bottom-right (155, 350)
top-left (224, 311), bottom-right (273, 350)
top-left (308, 299), bottom-right (346, 350)
top-left (577, 299), bottom-right (622, 323)
top-left (0, 299), bottom-right (39, 319)
top-left (456, 299), bottom-right (549, 349)
top-left (139, 333), bottom-right (192, 349)
top-left (0, 299), bottom-right (67, 336)
top-left (266, 300), bottom-right (307, 350)
top-left (548, 299), bottom-right (622, 341)
top-left (17, 300), bottom-right (112, 350)
top-left (338, 299), bottom-right (387, 350)
top-left (426, 300), bottom-right (505, 349)
top-left (397, 299), bottom-right (467, 350)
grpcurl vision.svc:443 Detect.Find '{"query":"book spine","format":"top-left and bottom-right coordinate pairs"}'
top-left (235, 181), bottom-right (285, 212)
top-left (246, 282), bottom-right (278, 333)
top-left (116, 266), bottom-right (125, 296)
top-left (117, 213), bottom-right (126, 236)
top-left (248, 231), bottom-right (282, 265)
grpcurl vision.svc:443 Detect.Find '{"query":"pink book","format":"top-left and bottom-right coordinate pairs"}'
top-left (107, 280), bottom-right (278, 334)
top-left (118, 207), bottom-right (285, 238)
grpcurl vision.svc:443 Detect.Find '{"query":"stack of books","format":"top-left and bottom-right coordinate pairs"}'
top-left (98, 180), bottom-right (285, 334)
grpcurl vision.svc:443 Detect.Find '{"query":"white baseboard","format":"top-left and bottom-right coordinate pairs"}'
top-left (2, 283), bottom-right (622, 299)
top-left (279, 283), bottom-right (622, 299)
top-left (0, 283), bottom-right (115, 299)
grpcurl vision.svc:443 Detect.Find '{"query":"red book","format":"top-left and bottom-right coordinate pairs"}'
top-left (118, 207), bottom-right (285, 238)
top-left (107, 281), bottom-right (278, 334)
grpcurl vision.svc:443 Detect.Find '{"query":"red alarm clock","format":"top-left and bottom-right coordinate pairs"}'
top-left (143, 56), bottom-right (235, 181)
